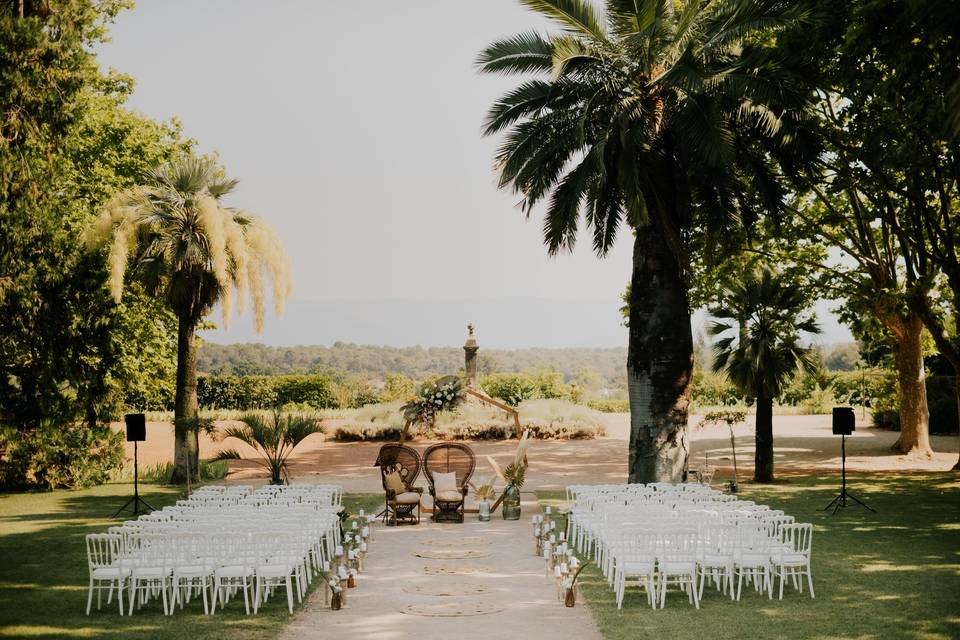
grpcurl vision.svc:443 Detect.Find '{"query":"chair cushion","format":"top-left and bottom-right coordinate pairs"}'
top-left (384, 471), bottom-right (406, 494)
top-left (394, 491), bottom-right (422, 504)
top-left (432, 471), bottom-right (458, 494)
top-left (435, 490), bottom-right (463, 502)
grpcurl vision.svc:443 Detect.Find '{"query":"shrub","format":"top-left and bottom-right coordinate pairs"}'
top-left (480, 373), bottom-right (538, 406)
top-left (334, 424), bottom-right (404, 442)
top-left (527, 371), bottom-right (570, 400)
top-left (198, 374), bottom-right (337, 410)
top-left (380, 373), bottom-right (415, 402)
top-left (198, 375), bottom-right (278, 409)
top-left (275, 375), bottom-right (338, 409)
top-left (691, 370), bottom-right (741, 406)
top-left (587, 398), bottom-right (630, 413)
top-left (0, 422), bottom-right (124, 490)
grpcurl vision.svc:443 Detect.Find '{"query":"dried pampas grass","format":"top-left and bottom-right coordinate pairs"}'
top-left (84, 159), bottom-right (292, 333)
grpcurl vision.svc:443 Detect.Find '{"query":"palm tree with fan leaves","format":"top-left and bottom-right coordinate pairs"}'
top-left (708, 267), bottom-right (820, 482)
top-left (216, 409), bottom-right (325, 485)
top-left (477, 0), bottom-right (816, 482)
top-left (85, 156), bottom-right (292, 483)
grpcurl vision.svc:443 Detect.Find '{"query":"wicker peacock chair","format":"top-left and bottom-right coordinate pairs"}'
top-left (423, 442), bottom-right (476, 523)
top-left (374, 443), bottom-right (423, 526)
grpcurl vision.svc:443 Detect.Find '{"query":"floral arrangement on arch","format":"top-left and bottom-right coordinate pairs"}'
top-left (401, 375), bottom-right (465, 428)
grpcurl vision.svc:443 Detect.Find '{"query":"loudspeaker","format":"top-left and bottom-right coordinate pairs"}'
top-left (125, 413), bottom-right (146, 442)
top-left (832, 407), bottom-right (855, 436)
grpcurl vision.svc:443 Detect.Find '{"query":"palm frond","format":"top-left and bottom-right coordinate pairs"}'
top-left (211, 449), bottom-right (242, 461)
top-left (476, 31), bottom-right (554, 75)
top-left (521, 0), bottom-right (609, 41)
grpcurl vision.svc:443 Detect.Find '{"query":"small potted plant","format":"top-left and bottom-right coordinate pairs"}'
top-left (469, 473), bottom-right (497, 521)
top-left (489, 431), bottom-right (530, 520)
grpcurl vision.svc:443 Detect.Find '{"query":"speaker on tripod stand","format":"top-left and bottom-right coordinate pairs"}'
top-left (114, 413), bottom-right (154, 517)
top-left (823, 407), bottom-right (875, 514)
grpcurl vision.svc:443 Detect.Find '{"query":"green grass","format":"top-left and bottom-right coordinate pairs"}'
top-left (539, 474), bottom-right (960, 640)
top-left (0, 484), bottom-right (382, 640)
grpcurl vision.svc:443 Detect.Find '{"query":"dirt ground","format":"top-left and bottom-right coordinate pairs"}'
top-left (116, 412), bottom-right (959, 492)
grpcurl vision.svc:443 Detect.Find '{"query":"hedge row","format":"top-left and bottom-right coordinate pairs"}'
top-left (197, 375), bottom-right (339, 410)
top-left (332, 418), bottom-right (605, 442)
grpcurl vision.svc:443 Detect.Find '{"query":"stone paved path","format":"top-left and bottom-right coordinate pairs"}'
top-left (281, 496), bottom-right (602, 640)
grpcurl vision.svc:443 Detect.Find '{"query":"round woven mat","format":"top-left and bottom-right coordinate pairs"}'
top-left (422, 536), bottom-right (490, 547)
top-left (402, 582), bottom-right (496, 597)
top-left (414, 549), bottom-right (490, 560)
top-left (400, 602), bottom-right (504, 617)
top-left (422, 564), bottom-right (493, 576)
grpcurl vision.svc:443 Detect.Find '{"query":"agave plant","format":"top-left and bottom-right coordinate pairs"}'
top-left (215, 409), bottom-right (325, 484)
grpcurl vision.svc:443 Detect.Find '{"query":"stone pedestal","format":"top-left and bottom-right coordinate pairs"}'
top-left (464, 324), bottom-right (478, 388)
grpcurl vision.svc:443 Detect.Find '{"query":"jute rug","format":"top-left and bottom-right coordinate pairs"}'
top-left (400, 602), bottom-right (504, 617)
top-left (414, 549), bottom-right (490, 560)
top-left (422, 564), bottom-right (493, 576)
top-left (402, 582), bottom-right (496, 597)
top-left (422, 536), bottom-right (491, 547)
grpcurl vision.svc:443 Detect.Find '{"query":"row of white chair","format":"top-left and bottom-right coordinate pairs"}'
top-left (566, 483), bottom-right (815, 609)
top-left (85, 484), bottom-right (347, 617)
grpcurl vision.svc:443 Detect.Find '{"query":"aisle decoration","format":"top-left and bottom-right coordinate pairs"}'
top-left (468, 473), bottom-right (497, 522)
top-left (488, 430), bottom-right (530, 520)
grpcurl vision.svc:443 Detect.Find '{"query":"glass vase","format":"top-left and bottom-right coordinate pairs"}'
top-left (478, 498), bottom-right (491, 521)
top-left (502, 484), bottom-right (521, 520)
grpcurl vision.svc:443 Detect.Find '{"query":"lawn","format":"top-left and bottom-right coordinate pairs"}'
top-left (0, 483), bottom-right (382, 640)
top-left (539, 474), bottom-right (960, 640)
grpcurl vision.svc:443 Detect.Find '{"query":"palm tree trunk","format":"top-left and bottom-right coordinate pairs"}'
top-left (170, 311), bottom-right (200, 484)
top-left (754, 392), bottom-right (774, 482)
top-left (627, 226), bottom-right (693, 483)
top-left (888, 313), bottom-right (933, 457)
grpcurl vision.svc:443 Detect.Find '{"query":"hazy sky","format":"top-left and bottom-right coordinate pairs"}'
top-left (96, 0), bottom-right (852, 349)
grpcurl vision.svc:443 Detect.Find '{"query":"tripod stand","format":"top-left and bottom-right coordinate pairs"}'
top-left (114, 440), bottom-right (154, 517)
top-left (823, 434), bottom-right (875, 514)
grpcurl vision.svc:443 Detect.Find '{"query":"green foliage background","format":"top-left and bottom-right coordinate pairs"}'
top-left (0, 2), bottom-right (187, 488)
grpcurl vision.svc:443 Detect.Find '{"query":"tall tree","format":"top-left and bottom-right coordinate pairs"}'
top-left (0, 1), bottom-right (186, 487)
top-left (773, 0), bottom-right (960, 458)
top-left (85, 157), bottom-right (292, 483)
top-left (478, 0), bottom-right (814, 481)
top-left (709, 267), bottom-right (820, 482)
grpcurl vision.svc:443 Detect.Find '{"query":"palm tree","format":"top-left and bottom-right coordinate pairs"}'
top-left (708, 267), bottom-right (820, 482)
top-left (85, 156), bottom-right (292, 483)
top-left (478, 0), bottom-right (814, 481)
top-left (216, 409), bottom-right (324, 484)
